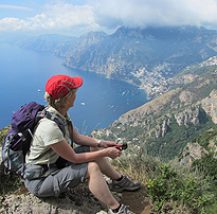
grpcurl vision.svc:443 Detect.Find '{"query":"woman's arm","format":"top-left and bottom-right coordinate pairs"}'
top-left (72, 128), bottom-right (99, 147)
top-left (72, 128), bottom-right (118, 148)
top-left (50, 139), bottom-right (121, 163)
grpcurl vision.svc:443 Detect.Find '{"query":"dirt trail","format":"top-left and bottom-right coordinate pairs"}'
top-left (122, 186), bottom-right (152, 214)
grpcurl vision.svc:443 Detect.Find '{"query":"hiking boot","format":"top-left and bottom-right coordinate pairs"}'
top-left (111, 175), bottom-right (141, 192)
top-left (108, 204), bottom-right (135, 214)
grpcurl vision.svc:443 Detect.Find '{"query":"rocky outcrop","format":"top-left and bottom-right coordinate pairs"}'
top-left (200, 56), bottom-right (217, 67)
top-left (116, 88), bottom-right (181, 125)
top-left (0, 190), bottom-right (106, 214)
top-left (169, 74), bottom-right (198, 86)
top-left (178, 90), bottom-right (198, 105)
top-left (179, 143), bottom-right (209, 167)
top-left (174, 106), bottom-right (201, 126)
top-left (201, 89), bottom-right (217, 124)
top-left (155, 118), bottom-right (170, 138)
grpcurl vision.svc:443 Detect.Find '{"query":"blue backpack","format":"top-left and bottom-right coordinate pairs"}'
top-left (1, 102), bottom-right (65, 177)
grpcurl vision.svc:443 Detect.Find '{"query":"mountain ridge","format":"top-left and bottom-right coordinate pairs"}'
top-left (14, 25), bottom-right (217, 98)
top-left (91, 59), bottom-right (217, 160)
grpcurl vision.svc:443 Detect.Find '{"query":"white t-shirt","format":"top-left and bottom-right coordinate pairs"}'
top-left (26, 106), bottom-right (71, 165)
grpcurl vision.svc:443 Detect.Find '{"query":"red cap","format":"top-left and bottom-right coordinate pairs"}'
top-left (45, 74), bottom-right (83, 99)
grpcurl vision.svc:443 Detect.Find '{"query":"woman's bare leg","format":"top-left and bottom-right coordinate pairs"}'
top-left (87, 162), bottom-right (120, 210)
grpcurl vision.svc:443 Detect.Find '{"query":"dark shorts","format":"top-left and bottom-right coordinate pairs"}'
top-left (24, 146), bottom-right (90, 197)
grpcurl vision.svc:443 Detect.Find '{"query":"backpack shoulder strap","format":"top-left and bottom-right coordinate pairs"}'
top-left (43, 110), bottom-right (66, 136)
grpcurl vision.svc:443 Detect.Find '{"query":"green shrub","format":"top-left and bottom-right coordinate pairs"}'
top-left (146, 164), bottom-right (216, 213)
top-left (193, 154), bottom-right (217, 180)
top-left (0, 127), bottom-right (9, 144)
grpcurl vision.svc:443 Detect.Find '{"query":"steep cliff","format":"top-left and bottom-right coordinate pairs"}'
top-left (92, 61), bottom-right (217, 160)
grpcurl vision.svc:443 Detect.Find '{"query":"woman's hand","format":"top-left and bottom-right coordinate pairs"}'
top-left (105, 147), bottom-right (122, 159)
top-left (98, 140), bottom-right (117, 148)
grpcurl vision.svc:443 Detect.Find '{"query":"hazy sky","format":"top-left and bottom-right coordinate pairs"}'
top-left (1, 0), bottom-right (217, 35)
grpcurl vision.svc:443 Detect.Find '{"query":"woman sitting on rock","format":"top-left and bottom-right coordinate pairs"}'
top-left (24, 74), bottom-right (141, 214)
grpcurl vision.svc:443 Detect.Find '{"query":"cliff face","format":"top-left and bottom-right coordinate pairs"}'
top-left (201, 89), bottom-right (217, 124)
top-left (179, 143), bottom-right (209, 166)
top-left (92, 62), bottom-right (217, 160)
top-left (178, 124), bottom-right (217, 167)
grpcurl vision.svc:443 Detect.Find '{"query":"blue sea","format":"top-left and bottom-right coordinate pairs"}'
top-left (0, 43), bottom-right (147, 134)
